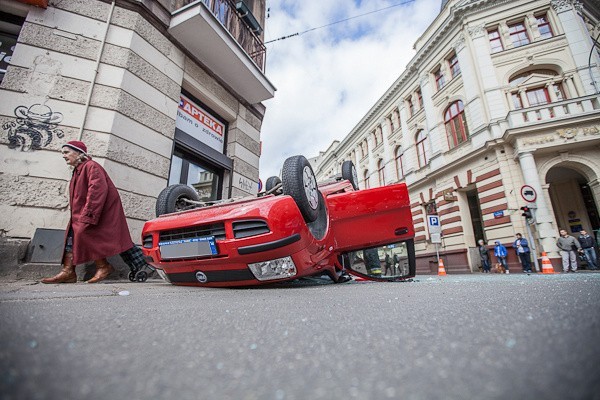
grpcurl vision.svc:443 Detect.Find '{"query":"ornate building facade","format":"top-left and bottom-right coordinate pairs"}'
top-left (312, 0), bottom-right (600, 273)
top-left (0, 0), bottom-right (274, 259)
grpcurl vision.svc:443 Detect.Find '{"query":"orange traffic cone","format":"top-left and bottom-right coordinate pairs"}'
top-left (541, 252), bottom-right (554, 274)
top-left (438, 258), bottom-right (447, 276)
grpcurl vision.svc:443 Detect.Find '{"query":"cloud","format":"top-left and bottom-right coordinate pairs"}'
top-left (259, 0), bottom-right (440, 180)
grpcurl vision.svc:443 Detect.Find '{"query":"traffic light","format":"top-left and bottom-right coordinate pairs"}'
top-left (521, 206), bottom-right (533, 219)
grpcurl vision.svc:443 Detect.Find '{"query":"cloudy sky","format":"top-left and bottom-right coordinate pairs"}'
top-left (259, 0), bottom-right (441, 181)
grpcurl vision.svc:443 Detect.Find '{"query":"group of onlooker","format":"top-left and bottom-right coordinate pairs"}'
top-left (477, 229), bottom-right (598, 274)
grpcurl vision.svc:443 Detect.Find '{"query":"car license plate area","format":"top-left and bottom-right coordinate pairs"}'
top-left (159, 236), bottom-right (217, 259)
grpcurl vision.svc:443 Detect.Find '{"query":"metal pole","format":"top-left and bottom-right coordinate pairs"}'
top-left (526, 220), bottom-right (540, 272)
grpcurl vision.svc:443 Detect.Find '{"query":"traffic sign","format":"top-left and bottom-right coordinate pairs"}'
top-left (520, 185), bottom-right (537, 203)
top-left (427, 215), bottom-right (441, 234)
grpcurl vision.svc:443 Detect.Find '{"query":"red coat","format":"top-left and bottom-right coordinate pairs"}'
top-left (66, 159), bottom-right (133, 264)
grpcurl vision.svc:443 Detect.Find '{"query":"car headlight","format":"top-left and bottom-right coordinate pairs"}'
top-left (248, 256), bottom-right (297, 281)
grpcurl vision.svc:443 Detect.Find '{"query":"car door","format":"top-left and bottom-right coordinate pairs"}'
top-left (326, 183), bottom-right (415, 253)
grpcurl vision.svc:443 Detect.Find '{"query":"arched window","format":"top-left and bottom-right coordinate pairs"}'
top-left (415, 130), bottom-right (429, 168)
top-left (508, 69), bottom-right (567, 109)
top-left (377, 159), bottom-right (385, 186)
top-left (395, 147), bottom-right (404, 180)
top-left (363, 170), bottom-right (370, 189)
top-left (444, 101), bottom-right (469, 149)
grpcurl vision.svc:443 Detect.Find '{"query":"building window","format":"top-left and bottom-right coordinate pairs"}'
top-left (393, 108), bottom-right (401, 131)
top-left (526, 87), bottom-right (550, 106)
top-left (395, 148), bottom-right (404, 180)
top-left (488, 28), bottom-right (504, 53)
top-left (434, 67), bottom-right (446, 90)
top-left (377, 159), bottom-right (385, 186)
top-left (448, 53), bottom-right (460, 78)
top-left (407, 97), bottom-right (414, 117)
top-left (536, 14), bottom-right (553, 39)
top-left (417, 90), bottom-right (423, 108)
top-left (415, 130), bottom-right (429, 168)
top-left (444, 101), bottom-right (469, 149)
top-left (363, 170), bottom-right (370, 189)
top-left (0, 12), bottom-right (24, 84)
top-left (388, 116), bottom-right (394, 132)
top-left (508, 21), bottom-right (530, 47)
top-left (511, 93), bottom-right (524, 109)
top-left (168, 149), bottom-right (221, 202)
top-left (372, 131), bottom-right (378, 147)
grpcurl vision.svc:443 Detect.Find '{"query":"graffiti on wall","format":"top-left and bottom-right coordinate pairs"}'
top-left (3, 104), bottom-right (64, 151)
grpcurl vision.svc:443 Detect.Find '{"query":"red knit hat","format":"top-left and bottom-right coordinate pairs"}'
top-left (62, 140), bottom-right (87, 155)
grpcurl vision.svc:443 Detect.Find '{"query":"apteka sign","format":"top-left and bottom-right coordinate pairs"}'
top-left (176, 94), bottom-right (225, 153)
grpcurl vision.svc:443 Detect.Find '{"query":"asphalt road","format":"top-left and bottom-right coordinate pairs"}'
top-left (1, 273), bottom-right (599, 400)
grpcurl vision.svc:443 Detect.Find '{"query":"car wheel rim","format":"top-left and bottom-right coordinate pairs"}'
top-left (175, 196), bottom-right (188, 212)
top-left (303, 166), bottom-right (318, 210)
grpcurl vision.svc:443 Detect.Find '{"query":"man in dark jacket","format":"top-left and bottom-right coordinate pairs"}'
top-left (478, 239), bottom-right (491, 273)
top-left (513, 233), bottom-right (532, 273)
top-left (578, 230), bottom-right (598, 270)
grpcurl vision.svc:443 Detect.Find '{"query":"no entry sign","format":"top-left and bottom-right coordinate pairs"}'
top-left (520, 185), bottom-right (537, 203)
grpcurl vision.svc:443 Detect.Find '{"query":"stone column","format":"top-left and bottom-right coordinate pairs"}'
top-left (517, 151), bottom-right (558, 256)
top-left (519, 89), bottom-right (530, 108)
top-left (419, 73), bottom-right (442, 157)
top-left (453, 33), bottom-right (485, 130)
top-left (565, 75), bottom-right (578, 97)
top-left (526, 13), bottom-right (540, 40)
top-left (380, 117), bottom-right (393, 184)
top-left (468, 23), bottom-right (508, 121)
top-left (547, 82), bottom-right (558, 102)
top-left (367, 135), bottom-right (376, 188)
top-left (399, 104), bottom-right (414, 175)
top-left (551, 0), bottom-right (600, 95)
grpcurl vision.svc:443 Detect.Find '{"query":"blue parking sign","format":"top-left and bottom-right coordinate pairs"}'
top-left (428, 216), bottom-right (439, 226)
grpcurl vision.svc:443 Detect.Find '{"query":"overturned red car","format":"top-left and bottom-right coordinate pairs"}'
top-left (141, 156), bottom-right (415, 287)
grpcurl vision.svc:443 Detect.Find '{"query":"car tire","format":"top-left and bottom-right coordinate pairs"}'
top-left (341, 160), bottom-right (359, 190)
top-left (155, 184), bottom-right (200, 217)
top-left (265, 176), bottom-right (282, 193)
top-left (282, 155), bottom-right (320, 222)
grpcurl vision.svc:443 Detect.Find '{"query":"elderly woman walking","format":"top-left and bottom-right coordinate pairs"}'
top-left (42, 141), bottom-right (146, 283)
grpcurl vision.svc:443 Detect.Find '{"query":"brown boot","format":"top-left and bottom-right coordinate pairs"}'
top-left (86, 259), bottom-right (114, 283)
top-left (41, 252), bottom-right (77, 284)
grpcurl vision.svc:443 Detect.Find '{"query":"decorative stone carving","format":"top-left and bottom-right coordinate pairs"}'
top-left (551, 0), bottom-right (582, 13)
top-left (556, 125), bottom-right (600, 139)
top-left (558, 127), bottom-right (578, 139)
top-left (467, 23), bottom-right (486, 39)
top-left (453, 34), bottom-right (466, 51)
top-left (523, 135), bottom-right (555, 145)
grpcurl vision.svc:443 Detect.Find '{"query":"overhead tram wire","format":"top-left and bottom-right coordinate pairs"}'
top-left (265, 0), bottom-right (416, 45)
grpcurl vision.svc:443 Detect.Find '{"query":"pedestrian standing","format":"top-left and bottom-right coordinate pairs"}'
top-left (494, 241), bottom-right (509, 273)
top-left (513, 233), bottom-right (532, 273)
top-left (478, 239), bottom-right (491, 273)
top-left (578, 230), bottom-right (599, 270)
top-left (556, 229), bottom-right (581, 273)
top-left (384, 253), bottom-right (392, 275)
top-left (42, 141), bottom-right (150, 284)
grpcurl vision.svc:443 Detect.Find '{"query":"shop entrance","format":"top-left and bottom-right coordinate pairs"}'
top-left (547, 166), bottom-right (600, 239)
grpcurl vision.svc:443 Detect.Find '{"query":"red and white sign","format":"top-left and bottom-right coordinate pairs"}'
top-left (176, 94), bottom-right (225, 153)
top-left (520, 185), bottom-right (537, 203)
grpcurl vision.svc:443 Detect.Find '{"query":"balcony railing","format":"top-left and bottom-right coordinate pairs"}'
top-left (173, 0), bottom-right (266, 71)
top-left (507, 94), bottom-right (600, 128)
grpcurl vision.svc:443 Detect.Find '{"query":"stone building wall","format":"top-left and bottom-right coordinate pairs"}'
top-left (0, 0), bottom-right (266, 244)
